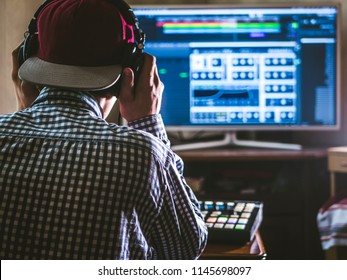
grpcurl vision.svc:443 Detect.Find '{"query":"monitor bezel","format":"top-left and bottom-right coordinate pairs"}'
top-left (133, 3), bottom-right (341, 132)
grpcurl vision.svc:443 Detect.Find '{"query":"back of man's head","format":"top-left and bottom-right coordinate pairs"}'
top-left (19, 0), bottom-right (136, 92)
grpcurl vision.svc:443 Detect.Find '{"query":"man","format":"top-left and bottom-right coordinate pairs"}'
top-left (0, 0), bottom-right (207, 259)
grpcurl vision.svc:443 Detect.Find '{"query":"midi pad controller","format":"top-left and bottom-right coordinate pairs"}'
top-left (199, 200), bottom-right (263, 244)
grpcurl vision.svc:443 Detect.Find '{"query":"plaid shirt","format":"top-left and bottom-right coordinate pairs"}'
top-left (0, 88), bottom-right (207, 259)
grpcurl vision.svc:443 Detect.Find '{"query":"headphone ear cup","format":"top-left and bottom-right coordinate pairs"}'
top-left (131, 49), bottom-right (144, 83)
top-left (122, 43), bottom-right (137, 69)
top-left (18, 42), bottom-right (26, 67)
top-left (19, 33), bottom-right (38, 67)
top-left (122, 43), bottom-right (144, 75)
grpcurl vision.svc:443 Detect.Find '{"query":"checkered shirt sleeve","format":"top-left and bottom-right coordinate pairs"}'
top-left (128, 114), bottom-right (171, 147)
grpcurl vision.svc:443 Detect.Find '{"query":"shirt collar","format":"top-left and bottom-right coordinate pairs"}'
top-left (31, 88), bottom-right (104, 118)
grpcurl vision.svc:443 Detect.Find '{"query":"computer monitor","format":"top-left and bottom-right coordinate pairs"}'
top-left (133, 4), bottom-right (340, 150)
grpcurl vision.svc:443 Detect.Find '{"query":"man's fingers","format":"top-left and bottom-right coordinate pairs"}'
top-left (118, 67), bottom-right (134, 102)
top-left (153, 65), bottom-right (162, 88)
top-left (139, 53), bottom-right (156, 83)
top-left (11, 45), bottom-right (21, 82)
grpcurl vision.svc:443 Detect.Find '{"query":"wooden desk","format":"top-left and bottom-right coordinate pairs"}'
top-left (328, 146), bottom-right (347, 197)
top-left (200, 232), bottom-right (266, 260)
top-left (177, 147), bottom-right (327, 162)
top-left (179, 148), bottom-right (328, 259)
top-left (323, 147), bottom-right (347, 260)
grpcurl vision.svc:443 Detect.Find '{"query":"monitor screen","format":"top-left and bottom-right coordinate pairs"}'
top-left (133, 4), bottom-right (340, 131)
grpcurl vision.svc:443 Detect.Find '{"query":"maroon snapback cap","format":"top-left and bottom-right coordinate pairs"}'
top-left (19, 0), bottom-right (135, 91)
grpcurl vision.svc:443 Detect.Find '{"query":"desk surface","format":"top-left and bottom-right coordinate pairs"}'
top-left (200, 232), bottom-right (266, 260)
top-left (328, 146), bottom-right (347, 154)
top-left (177, 147), bottom-right (327, 162)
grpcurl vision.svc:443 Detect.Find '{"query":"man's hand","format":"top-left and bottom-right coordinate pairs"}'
top-left (118, 53), bottom-right (164, 122)
top-left (11, 45), bottom-right (40, 110)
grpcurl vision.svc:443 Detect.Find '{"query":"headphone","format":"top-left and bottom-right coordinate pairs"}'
top-left (18, 0), bottom-right (146, 87)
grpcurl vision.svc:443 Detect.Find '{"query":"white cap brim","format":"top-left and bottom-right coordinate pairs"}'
top-left (18, 57), bottom-right (122, 91)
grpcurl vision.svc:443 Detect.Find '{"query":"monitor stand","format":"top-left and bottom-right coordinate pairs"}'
top-left (171, 132), bottom-right (302, 152)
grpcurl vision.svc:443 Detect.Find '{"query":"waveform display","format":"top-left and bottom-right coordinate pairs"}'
top-left (157, 21), bottom-right (281, 34)
top-left (192, 88), bottom-right (259, 106)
